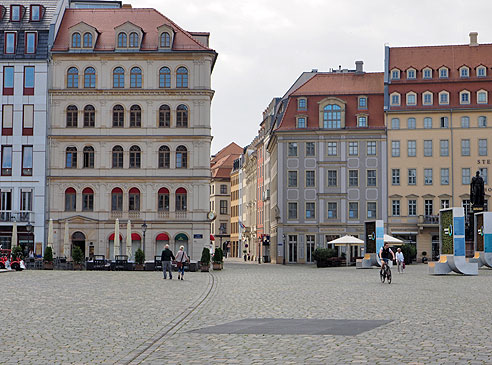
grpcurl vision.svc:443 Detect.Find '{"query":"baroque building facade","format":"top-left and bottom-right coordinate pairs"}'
top-left (48, 6), bottom-right (216, 260)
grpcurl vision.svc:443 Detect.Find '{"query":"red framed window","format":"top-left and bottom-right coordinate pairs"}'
top-left (22, 146), bottom-right (33, 176)
top-left (3, 67), bottom-right (14, 95)
top-left (1, 145), bottom-right (13, 176)
top-left (158, 187), bottom-right (170, 211)
top-left (24, 66), bottom-right (35, 95)
top-left (82, 187), bottom-right (94, 211)
top-left (30, 5), bottom-right (44, 22)
top-left (175, 187), bottom-right (187, 211)
top-left (4, 32), bottom-right (16, 54)
top-left (65, 188), bottom-right (76, 211)
top-left (129, 187), bottom-right (140, 211)
top-left (111, 187), bottom-right (123, 211)
top-left (22, 104), bottom-right (34, 135)
top-left (2, 104), bottom-right (13, 135)
top-left (10, 5), bottom-right (24, 22)
top-left (25, 32), bottom-right (37, 54)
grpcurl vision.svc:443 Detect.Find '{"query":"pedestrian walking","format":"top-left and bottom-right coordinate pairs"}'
top-left (396, 248), bottom-right (405, 273)
top-left (175, 246), bottom-right (189, 280)
top-left (161, 244), bottom-right (175, 279)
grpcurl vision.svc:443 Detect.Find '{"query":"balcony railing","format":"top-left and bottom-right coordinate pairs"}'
top-left (175, 211), bottom-right (187, 219)
top-left (0, 211), bottom-right (34, 223)
top-left (128, 211), bottom-right (140, 219)
top-left (158, 211), bottom-right (170, 219)
top-left (418, 215), bottom-right (439, 225)
top-left (110, 211), bottom-right (123, 219)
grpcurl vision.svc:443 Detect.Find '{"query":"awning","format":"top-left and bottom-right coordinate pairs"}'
top-left (109, 233), bottom-right (122, 241)
top-left (329, 235), bottom-right (364, 246)
top-left (384, 234), bottom-right (404, 245)
top-left (175, 233), bottom-right (188, 241)
top-left (156, 233), bottom-right (169, 241)
top-left (131, 233), bottom-right (141, 241)
top-left (210, 234), bottom-right (215, 241)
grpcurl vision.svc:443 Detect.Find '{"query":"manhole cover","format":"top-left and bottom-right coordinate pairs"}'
top-left (190, 318), bottom-right (391, 336)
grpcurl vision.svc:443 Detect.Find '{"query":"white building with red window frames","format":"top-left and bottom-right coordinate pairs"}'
top-left (0, 1), bottom-right (59, 256)
top-left (47, 4), bottom-right (217, 260)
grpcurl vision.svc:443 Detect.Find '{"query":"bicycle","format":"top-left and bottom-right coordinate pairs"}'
top-left (380, 261), bottom-right (392, 284)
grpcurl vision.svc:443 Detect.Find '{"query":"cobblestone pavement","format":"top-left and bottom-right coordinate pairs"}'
top-left (3, 262), bottom-right (492, 364)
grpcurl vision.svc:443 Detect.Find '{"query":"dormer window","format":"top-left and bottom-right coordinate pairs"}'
top-left (72, 33), bottom-right (81, 48)
top-left (30, 5), bottom-right (43, 21)
top-left (4, 32), bottom-right (17, 54)
top-left (390, 92), bottom-right (400, 106)
top-left (129, 32), bottom-right (139, 48)
top-left (357, 115), bottom-right (367, 127)
top-left (477, 90), bottom-right (488, 104)
top-left (118, 32), bottom-right (127, 48)
top-left (459, 66), bottom-right (469, 78)
top-left (459, 90), bottom-right (470, 105)
top-left (160, 32), bottom-right (171, 48)
top-left (423, 91), bottom-right (433, 105)
top-left (406, 92), bottom-right (417, 106)
top-left (439, 67), bottom-right (449, 79)
top-left (83, 33), bottom-right (93, 48)
top-left (10, 5), bottom-right (23, 22)
top-left (391, 69), bottom-right (400, 80)
top-left (298, 98), bottom-right (307, 111)
top-left (439, 91), bottom-right (449, 105)
top-left (358, 96), bottom-right (367, 109)
top-left (25, 32), bottom-right (37, 54)
top-left (423, 68), bottom-right (432, 79)
top-left (407, 69), bottom-right (416, 79)
top-left (0, 6), bottom-right (6, 21)
top-left (477, 66), bottom-right (487, 78)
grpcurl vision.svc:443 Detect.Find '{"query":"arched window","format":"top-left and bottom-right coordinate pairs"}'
top-left (129, 32), bottom-right (139, 48)
top-left (159, 67), bottom-right (171, 88)
top-left (82, 187), bottom-right (94, 211)
top-left (83, 32), bottom-right (92, 48)
top-left (158, 145), bottom-right (170, 168)
top-left (129, 145), bottom-right (141, 168)
top-left (83, 146), bottom-right (94, 168)
top-left (129, 187), bottom-right (140, 211)
top-left (159, 105), bottom-right (170, 127)
top-left (66, 147), bottom-right (77, 168)
top-left (66, 105), bottom-right (78, 127)
top-left (113, 67), bottom-right (124, 88)
top-left (71, 33), bottom-right (81, 48)
top-left (67, 67), bottom-right (79, 88)
top-left (112, 105), bottom-right (124, 127)
top-left (176, 104), bottom-right (188, 127)
top-left (176, 145), bottom-right (187, 169)
top-left (112, 146), bottom-right (123, 168)
top-left (323, 104), bottom-right (341, 129)
top-left (83, 105), bottom-right (95, 127)
top-left (117, 32), bottom-right (127, 48)
top-left (160, 32), bottom-right (171, 48)
top-left (84, 67), bottom-right (96, 88)
top-left (130, 67), bottom-right (142, 88)
top-left (130, 105), bottom-right (141, 127)
top-left (111, 187), bottom-right (123, 211)
top-left (65, 187), bottom-right (76, 211)
top-left (175, 187), bottom-right (187, 211)
top-left (176, 67), bottom-right (188, 88)
top-left (158, 187), bottom-right (169, 211)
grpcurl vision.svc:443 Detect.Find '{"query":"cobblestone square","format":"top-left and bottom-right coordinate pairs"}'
top-left (2, 262), bottom-right (492, 364)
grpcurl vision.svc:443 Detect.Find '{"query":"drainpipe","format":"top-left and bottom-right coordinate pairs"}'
top-left (450, 109), bottom-right (454, 206)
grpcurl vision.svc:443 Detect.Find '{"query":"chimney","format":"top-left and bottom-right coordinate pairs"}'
top-left (122, 4), bottom-right (132, 8)
top-left (469, 32), bottom-right (478, 46)
top-left (355, 60), bottom-right (364, 74)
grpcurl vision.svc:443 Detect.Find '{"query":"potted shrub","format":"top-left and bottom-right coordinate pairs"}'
top-left (43, 246), bottom-right (54, 270)
top-left (134, 248), bottom-right (145, 271)
top-left (313, 248), bottom-right (337, 268)
top-left (200, 247), bottom-right (210, 272)
top-left (213, 247), bottom-right (223, 270)
top-left (72, 246), bottom-right (84, 270)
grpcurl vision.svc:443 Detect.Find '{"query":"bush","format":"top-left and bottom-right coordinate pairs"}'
top-left (201, 247), bottom-right (211, 265)
top-left (11, 245), bottom-right (23, 260)
top-left (313, 248), bottom-right (337, 262)
top-left (213, 247), bottom-right (223, 263)
top-left (401, 243), bottom-right (416, 264)
top-left (44, 246), bottom-right (53, 263)
top-left (135, 248), bottom-right (145, 265)
top-left (72, 246), bottom-right (84, 264)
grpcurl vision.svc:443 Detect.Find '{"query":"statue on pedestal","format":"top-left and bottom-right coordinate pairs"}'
top-left (470, 171), bottom-right (485, 209)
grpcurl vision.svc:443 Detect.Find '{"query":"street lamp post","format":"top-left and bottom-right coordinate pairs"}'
top-left (282, 234), bottom-right (286, 265)
top-left (141, 222), bottom-right (147, 258)
top-left (219, 225), bottom-right (225, 255)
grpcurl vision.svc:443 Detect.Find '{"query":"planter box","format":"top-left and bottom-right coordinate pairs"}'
top-left (43, 262), bottom-right (54, 270)
top-left (212, 262), bottom-right (223, 270)
top-left (73, 263), bottom-right (84, 270)
top-left (200, 264), bottom-right (210, 272)
top-left (134, 264), bottom-right (144, 271)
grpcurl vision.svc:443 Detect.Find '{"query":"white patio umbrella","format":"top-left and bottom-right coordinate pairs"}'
top-left (11, 221), bottom-right (17, 248)
top-left (126, 220), bottom-right (132, 261)
top-left (384, 234), bottom-right (404, 245)
top-left (64, 220), bottom-right (70, 259)
top-left (328, 235), bottom-right (364, 266)
top-left (114, 219), bottom-right (120, 259)
top-left (47, 219), bottom-right (53, 248)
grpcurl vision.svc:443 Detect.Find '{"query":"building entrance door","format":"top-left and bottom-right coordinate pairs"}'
top-left (288, 235), bottom-right (297, 263)
top-left (306, 235), bottom-right (315, 262)
top-left (72, 231), bottom-right (86, 258)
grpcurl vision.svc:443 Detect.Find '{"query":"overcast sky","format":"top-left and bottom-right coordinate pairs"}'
top-left (139, 0), bottom-right (492, 154)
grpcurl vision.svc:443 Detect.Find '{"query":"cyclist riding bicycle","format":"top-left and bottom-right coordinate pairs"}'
top-left (379, 242), bottom-right (395, 275)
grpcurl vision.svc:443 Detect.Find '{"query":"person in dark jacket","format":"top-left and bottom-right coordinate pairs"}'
top-left (161, 244), bottom-right (175, 279)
